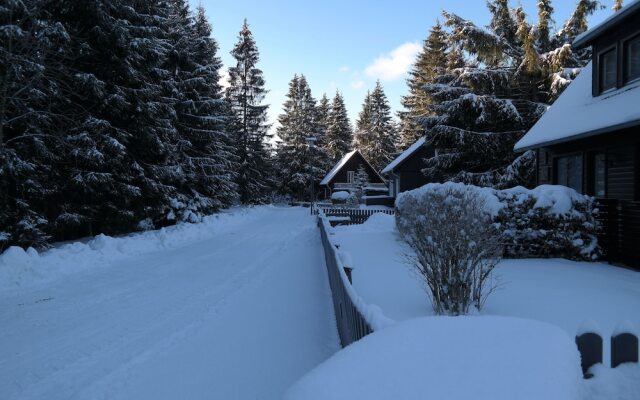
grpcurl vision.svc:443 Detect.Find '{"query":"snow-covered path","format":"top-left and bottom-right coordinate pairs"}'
top-left (0, 207), bottom-right (340, 400)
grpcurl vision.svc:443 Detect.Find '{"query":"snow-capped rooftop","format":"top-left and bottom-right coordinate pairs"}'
top-left (320, 150), bottom-right (358, 186)
top-left (381, 137), bottom-right (426, 175)
top-left (514, 62), bottom-right (640, 151)
top-left (573, 0), bottom-right (640, 48)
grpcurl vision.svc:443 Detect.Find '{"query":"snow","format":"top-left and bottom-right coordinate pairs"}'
top-left (0, 206), bottom-right (340, 400)
top-left (331, 191), bottom-right (350, 200)
top-left (285, 316), bottom-right (582, 400)
top-left (331, 225), bottom-right (640, 362)
top-left (381, 137), bottom-right (426, 174)
top-left (514, 62), bottom-right (640, 151)
top-left (320, 150), bottom-right (358, 185)
top-left (613, 320), bottom-right (638, 337)
top-left (330, 220), bottom-right (640, 399)
top-left (583, 363), bottom-right (640, 400)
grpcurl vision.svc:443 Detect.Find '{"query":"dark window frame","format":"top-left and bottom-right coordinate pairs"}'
top-left (623, 33), bottom-right (640, 84)
top-left (597, 45), bottom-right (618, 94)
top-left (554, 152), bottom-right (585, 194)
top-left (586, 151), bottom-right (607, 198)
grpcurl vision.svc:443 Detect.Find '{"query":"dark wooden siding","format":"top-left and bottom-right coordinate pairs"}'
top-left (394, 146), bottom-right (435, 193)
top-left (536, 127), bottom-right (639, 200)
top-left (327, 152), bottom-right (384, 189)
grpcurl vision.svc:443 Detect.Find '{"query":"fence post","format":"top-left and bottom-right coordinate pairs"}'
top-left (576, 325), bottom-right (603, 378)
top-left (611, 322), bottom-right (639, 368)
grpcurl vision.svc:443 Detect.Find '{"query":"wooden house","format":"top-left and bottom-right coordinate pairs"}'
top-left (382, 137), bottom-right (435, 198)
top-left (320, 150), bottom-right (387, 198)
top-left (515, 1), bottom-right (640, 268)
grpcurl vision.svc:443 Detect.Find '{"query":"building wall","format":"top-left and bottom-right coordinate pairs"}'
top-left (395, 146), bottom-right (435, 193)
top-left (327, 152), bottom-right (385, 192)
top-left (536, 127), bottom-right (639, 200)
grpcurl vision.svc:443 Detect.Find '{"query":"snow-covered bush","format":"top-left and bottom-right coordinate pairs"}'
top-left (396, 184), bottom-right (503, 315)
top-left (396, 183), bottom-right (600, 262)
top-left (331, 191), bottom-right (350, 205)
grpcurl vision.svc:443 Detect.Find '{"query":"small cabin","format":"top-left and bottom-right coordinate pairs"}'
top-left (515, 1), bottom-right (640, 268)
top-left (382, 137), bottom-right (435, 198)
top-left (320, 150), bottom-right (387, 198)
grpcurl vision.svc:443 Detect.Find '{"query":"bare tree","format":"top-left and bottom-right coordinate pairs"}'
top-left (398, 186), bottom-right (503, 315)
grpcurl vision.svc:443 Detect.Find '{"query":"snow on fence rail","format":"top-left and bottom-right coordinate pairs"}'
top-left (317, 210), bottom-right (393, 346)
top-left (315, 207), bottom-right (395, 226)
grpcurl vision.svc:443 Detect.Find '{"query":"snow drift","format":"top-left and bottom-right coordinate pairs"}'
top-left (0, 206), bottom-right (273, 292)
top-left (285, 316), bottom-right (583, 400)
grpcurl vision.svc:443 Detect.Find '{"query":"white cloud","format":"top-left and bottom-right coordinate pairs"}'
top-left (339, 66), bottom-right (350, 73)
top-left (218, 69), bottom-right (230, 90)
top-left (364, 42), bottom-right (421, 81)
top-left (350, 80), bottom-right (365, 89)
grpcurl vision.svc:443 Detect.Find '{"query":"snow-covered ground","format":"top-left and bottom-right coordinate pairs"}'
top-left (0, 206), bottom-right (340, 400)
top-left (286, 316), bottom-right (583, 400)
top-left (330, 213), bottom-right (640, 398)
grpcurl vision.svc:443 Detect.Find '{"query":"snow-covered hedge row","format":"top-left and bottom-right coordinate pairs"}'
top-left (396, 182), bottom-right (600, 261)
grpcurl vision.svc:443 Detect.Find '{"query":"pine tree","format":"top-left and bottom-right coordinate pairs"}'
top-left (353, 164), bottom-right (370, 200)
top-left (166, 3), bottom-right (238, 220)
top-left (398, 22), bottom-right (449, 150)
top-left (0, 0), bottom-right (69, 247)
top-left (354, 81), bottom-right (397, 171)
top-left (275, 75), bottom-right (325, 200)
top-left (536, 0), bottom-right (555, 52)
top-left (226, 19), bottom-right (272, 204)
top-left (324, 91), bottom-right (353, 162)
top-left (419, 1), bottom-right (601, 188)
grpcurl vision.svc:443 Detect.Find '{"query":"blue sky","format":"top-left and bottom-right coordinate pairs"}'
top-left (192, 0), bottom-right (615, 131)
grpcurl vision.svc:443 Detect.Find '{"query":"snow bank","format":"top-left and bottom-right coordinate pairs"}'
top-left (396, 182), bottom-right (600, 260)
top-left (331, 191), bottom-right (350, 201)
top-left (583, 363), bottom-right (640, 400)
top-left (285, 316), bottom-right (582, 400)
top-left (0, 206), bottom-right (274, 292)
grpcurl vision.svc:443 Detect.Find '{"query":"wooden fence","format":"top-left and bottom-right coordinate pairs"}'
top-left (597, 199), bottom-right (640, 269)
top-left (318, 214), bottom-right (373, 346)
top-left (315, 207), bottom-right (395, 226)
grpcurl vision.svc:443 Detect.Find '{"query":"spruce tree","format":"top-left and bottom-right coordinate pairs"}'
top-left (398, 22), bottom-right (449, 150)
top-left (275, 75), bottom-right (325, 200)
top-left (354, 81), bottom-right (397, 171)
top-left (419, 1), bottom-right (601, 188)
top-left (166, 3), bottom-right (238, 220)
top-left (226, 19), bottom-right (272, 204)
top-left (324, 91), bottom-right (353, 162)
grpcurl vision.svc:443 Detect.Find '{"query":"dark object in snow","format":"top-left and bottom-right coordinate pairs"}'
top-left (576, 331), bottom-right (603, 378)
top-left (611, 332), bottom-right (639, 368)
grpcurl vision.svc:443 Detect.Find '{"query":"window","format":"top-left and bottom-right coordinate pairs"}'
top-left (347, 171), bottom-right (355, 183)
top-left (624, 35), bottom-right (640, 83)
top-left (599, 48), bottom-right (617, 92)
top-left (593, 153), bottom-right (606, 197)
top-left (556, 154), bottom-right (583, 193)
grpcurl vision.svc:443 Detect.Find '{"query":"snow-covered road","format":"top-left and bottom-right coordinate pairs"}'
top-left (0, 207), bottom-right (340, 400)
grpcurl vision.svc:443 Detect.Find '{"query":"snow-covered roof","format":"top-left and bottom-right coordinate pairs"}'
top-left (320, 150), bottom-right (358, 186)
top-left (514, 62), bottom-right (640, 151)
top-left (381, 137), bottom-right (426, 175)
top-left (573, 0), bottom-right (640, 48)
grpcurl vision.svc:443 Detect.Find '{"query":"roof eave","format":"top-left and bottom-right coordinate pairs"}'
top-left (515, 118), bottom-right (640, 152)
top-left (573, 1), bottom-right (640, 48)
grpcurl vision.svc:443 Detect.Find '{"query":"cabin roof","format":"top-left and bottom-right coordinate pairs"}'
top-left (514, 62), bottom-right (640, 151)
top-left (573, 0), bottom-right (640, 48)
top-left (320, 150), bottom-right (385, 186)
top-left (381, 137), bottom-right (426, 175)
